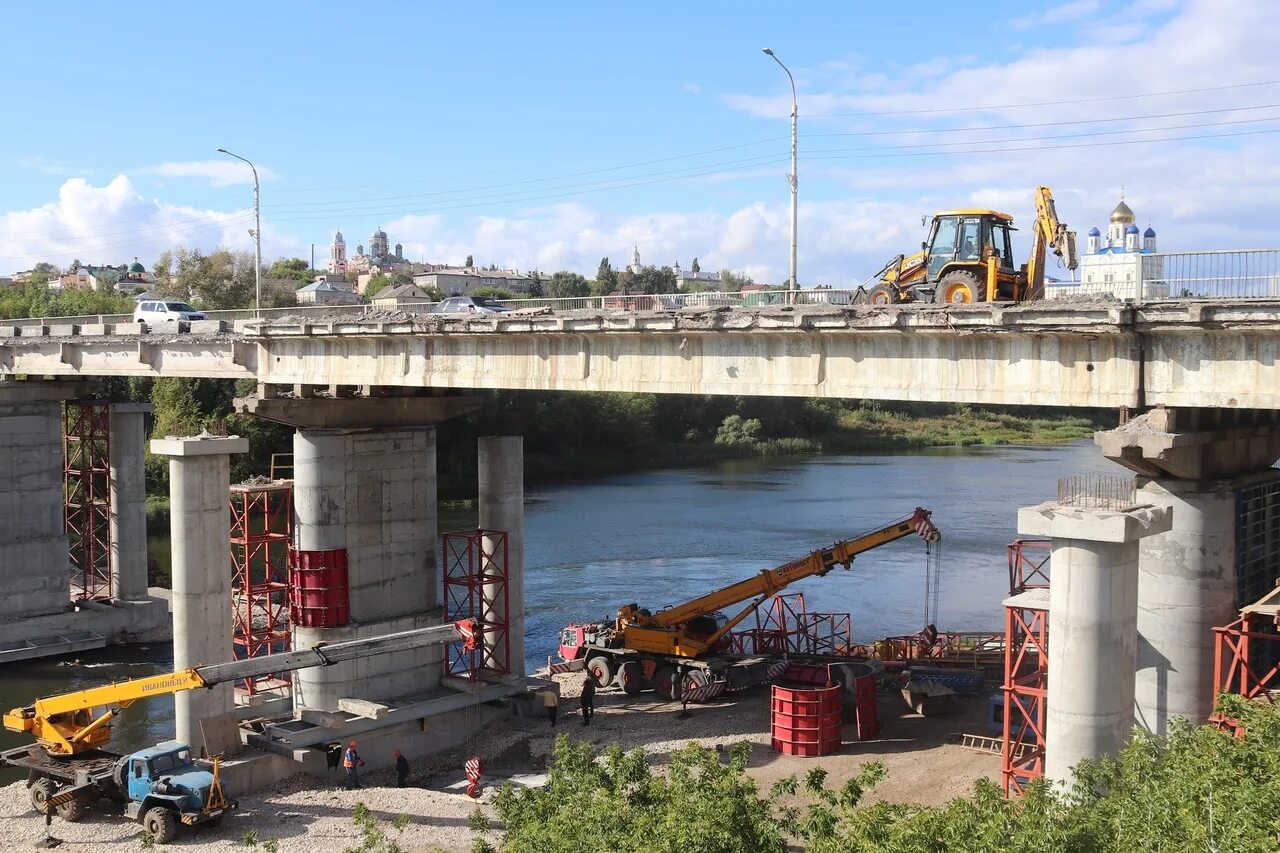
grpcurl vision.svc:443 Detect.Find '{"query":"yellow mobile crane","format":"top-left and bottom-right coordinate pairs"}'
top-left (2, 619), bottom-right (476, 842)
top-left (557, 509), bottom-right (940, 699)
top-left (869, 186), bottom-right (1077, 306)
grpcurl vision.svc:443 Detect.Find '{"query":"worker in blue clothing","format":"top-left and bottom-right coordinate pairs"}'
top-left (342, 740), bottom-right (365, 790)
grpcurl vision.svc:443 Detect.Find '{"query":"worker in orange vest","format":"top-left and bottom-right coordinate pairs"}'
top-left (342, 740), bottom-right (365, 790)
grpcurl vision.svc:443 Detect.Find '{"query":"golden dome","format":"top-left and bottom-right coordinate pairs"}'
top-left (1109, 199), bottom-right (1135, 224)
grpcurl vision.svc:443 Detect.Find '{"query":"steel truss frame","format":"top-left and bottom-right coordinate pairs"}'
top-left (64, 401), bottom-right (112, 601)
top-left (229, 482), bottom-right (293, 694)
top-left (442, 529), bottom-right (510, 681)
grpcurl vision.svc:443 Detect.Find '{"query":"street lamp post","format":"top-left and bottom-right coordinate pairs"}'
top-left (216, 148), bottom-right (262, 316)
top-left (763, 48), bottom-right (798, 302)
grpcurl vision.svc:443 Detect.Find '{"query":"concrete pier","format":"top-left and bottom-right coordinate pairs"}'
top-left (478, 436), bottom-right (525, 678)
top-left (291, 427), bottom-right (440, 711)
top-left (152, 434), bottom-right (247, 750)
top-left (1018, 500), bottom-right (1170, 786)
top-left (0, 383), bottom-right (77, 620)
top-left (108, 403), bottom-right (152, 601)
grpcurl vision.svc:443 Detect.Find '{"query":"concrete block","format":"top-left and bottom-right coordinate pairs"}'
top-left (111, 323), bottom-right (144, 335)
top-left (338, 698), bottom-right (391, 720)
top-left (79, 324), bottom-right (107, 336)
top-left (47, 323), bottom-right (79, 337)
top-left (199, 712), bottom-right (244, 758)
top-left (190, 320), bottom-right (228, 335)
top-left (1017, 502), bottom-right (1171, 543)
top-left (0, 326), bottom-right (19, 337)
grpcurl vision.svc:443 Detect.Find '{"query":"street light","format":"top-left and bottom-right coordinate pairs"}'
top-left (216, 148), bottom-right (262, 316)
top-left (762, 48), bottom-right (798, 302)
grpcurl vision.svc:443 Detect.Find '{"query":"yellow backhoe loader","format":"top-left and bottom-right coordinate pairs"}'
top-left (869, 186), bottom-right (1077, 305)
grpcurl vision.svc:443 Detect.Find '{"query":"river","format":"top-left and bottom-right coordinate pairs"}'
top-left (0, 440), bottom-right (1110, 782)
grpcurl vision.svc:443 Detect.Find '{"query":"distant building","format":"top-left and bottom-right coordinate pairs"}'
top-left (673, 259), bottom-right (721, 291)
top-left (55, 258), bottom-right (150, 292)
top-left (326, 229), bottom-right (348, 276)
top-left (297, 277), bottom-right (363, 306)
top-left (1047, 194), bottom-right (1164, 300)
top-left (345, 226), bottom-right (407, 276)
top-left (413, 267), bottom-right (537, 296)
top-left (372, 283), bottom-right (433, 309)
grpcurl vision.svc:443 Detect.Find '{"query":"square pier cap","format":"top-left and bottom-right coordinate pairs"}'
top-left (1017, 501), bottom-right (1171, 543)
top-left (150, 434), bottom-right (249, 457)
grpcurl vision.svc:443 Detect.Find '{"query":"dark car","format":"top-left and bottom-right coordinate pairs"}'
top-left (430, 295), bottom-right (511, 315)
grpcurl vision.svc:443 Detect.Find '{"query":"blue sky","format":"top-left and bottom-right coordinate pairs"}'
top-left (3, 0), bottom-right (1277, 283)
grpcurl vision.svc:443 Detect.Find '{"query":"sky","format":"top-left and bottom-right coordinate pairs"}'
top-left (2, 0), bottom-right (1278, 285)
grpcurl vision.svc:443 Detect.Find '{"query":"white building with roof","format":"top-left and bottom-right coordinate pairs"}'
top-left (1048, 195), bottom-right (1165, 300)
top-left (297, 277), bottom-right (363, 305)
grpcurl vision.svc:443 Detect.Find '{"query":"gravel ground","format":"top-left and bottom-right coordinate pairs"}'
top-left (0, 672), bottom-right (998, 851)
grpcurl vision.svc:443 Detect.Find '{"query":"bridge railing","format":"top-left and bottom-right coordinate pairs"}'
top-left (1046, 249), bottom-right (1280, 301)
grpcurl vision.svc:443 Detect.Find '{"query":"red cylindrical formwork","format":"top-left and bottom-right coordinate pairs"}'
top-left (770, 683), bottom-right (842, 757)
top-left (288, 548), bottom-right (350, 627)
top-left (853, 674), bottom-right (879, 741)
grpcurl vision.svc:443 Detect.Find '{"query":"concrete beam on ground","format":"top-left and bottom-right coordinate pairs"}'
top-left (232, 393), bottom-right (479, 429)
top-left (1096, 409), bottom-right (1280, 480)
top-left (152, 434), bottom-right (247, 749)
top-left (1017, 500), bottom-right (1171, 787)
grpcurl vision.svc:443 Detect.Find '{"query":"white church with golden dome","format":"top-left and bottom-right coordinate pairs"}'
top-left (1074, 193), bottom-right (1165, 298)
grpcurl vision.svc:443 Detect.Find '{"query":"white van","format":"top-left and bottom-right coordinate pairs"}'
top-left (133, 300), bottom-right (207, 328)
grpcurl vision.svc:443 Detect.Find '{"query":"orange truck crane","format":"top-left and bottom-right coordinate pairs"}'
top-left (869, 186), bottom-right (1077, 306)
top-left (557, 508), bottom-right (940, 700)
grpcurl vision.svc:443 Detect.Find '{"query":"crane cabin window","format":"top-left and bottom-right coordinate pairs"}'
top-left (958, 219), bottom-right (982, 259)
top-left (986, 221), bottom-right (1014, 269)
top-left (927, 216), bottom-right (960, 277)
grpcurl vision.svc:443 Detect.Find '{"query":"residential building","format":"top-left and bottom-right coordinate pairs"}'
top-left (372, 283), bottom-right (434, 309)
top-left (412, 267), bottom-right (537, 296)
top-left (297, 277), bottom-right (363, 305)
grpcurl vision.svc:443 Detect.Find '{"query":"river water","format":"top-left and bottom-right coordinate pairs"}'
top-left (0, 440), bottom-right (1110, 782)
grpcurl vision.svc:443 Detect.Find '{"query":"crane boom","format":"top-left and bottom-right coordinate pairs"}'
top-left (1024, 185), bottom-right (1078, 300)
top-left (4, 619), bottom-right (476, 756)
top-left (617, 508), bottom-right (940, 658)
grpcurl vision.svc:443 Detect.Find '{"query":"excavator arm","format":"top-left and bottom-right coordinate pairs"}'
top-left (4, 619), bottom-right (477, 756)
top-left (618, 508), bottom-right (940, 657)
top-left (1024, 185), bottom-right (1078, 300)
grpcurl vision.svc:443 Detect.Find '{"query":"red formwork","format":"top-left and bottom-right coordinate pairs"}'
top-left (63, 401), bottom-right (112, 601)
top-left (1210, 586), bottom-right (1280, 735)
top-left (229, 482), bottom-right (293, 694)
top-left (288, 549), bottom-right (350, 628)
top-left (1009, 539), bottom-right (1051, 594)
top-left (442, 529), bottom-right (510, 681)
top-left (771, 683), bottom-right (842, 756)
top-left (1002, 602), bottom-right (1049, 796)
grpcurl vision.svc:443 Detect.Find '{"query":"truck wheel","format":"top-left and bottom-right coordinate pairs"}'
top-left (584, 655), bottom-right (613, 689)
top-left (615, 660), bottom-right (643, 696)
top-left (933, 270), bottom-right (984, 305)
top-left (652, 665), bottom-right (677, 700)
top-left (56, 793), bottom-right (90, 823)
top-left (30, 778), bottom-right (57, 814)
top-left (868, 284), bottom-right (899, 306)
top-left (143, 807), bottom-right (178, 844)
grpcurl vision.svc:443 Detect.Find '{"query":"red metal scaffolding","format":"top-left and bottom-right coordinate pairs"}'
top-left (728, 592), bottom-right (852, 656)
top-left (1001, 538), bottom-right (1052, 796)
top-left (1210, 585), bottom-right (1280, 734)
top-left (229, 482), bottom-right (293, 694)
top-left (442, 529), bottom-right (510, 681)
top-left (64, 401), bottom-right (112, 601)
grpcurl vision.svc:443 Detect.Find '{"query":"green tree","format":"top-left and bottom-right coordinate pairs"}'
top-left (547, 271), bottom-right (589, 299)
top-left (389, 268), bottom-right (416, 286)
top-left (691, 257), bottom-right (700, 275)
top-left (470, 286), bottom-right (513, 300)
top-left (595, 257), bottom-right (617, 292)
top-left (526, 270), bottom-right (544, 298)
top-left (265, 257), bottom-right (313, 282)
top-left (714, 414), bottom-right (763, 447)
top-left (465, 254), bottom-right (474, 268)
top-left (719, 269), bottom-right (754, 292)
top-left (487, 737), bottom-right (786, 853)
top-left (364, 274), bottom-right (392, 298)
top-left (629, 264), bottom-right (678, 294)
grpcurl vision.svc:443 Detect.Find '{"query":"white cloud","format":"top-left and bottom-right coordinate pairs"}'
top-left (137, 159), bottom-right (277, 187)
top-left (682, 81), bottom-right (702, 95)
top-left (0, 176), bottom-right (302, 272)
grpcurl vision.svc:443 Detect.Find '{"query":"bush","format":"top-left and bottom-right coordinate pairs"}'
top-left (714, 415), bottom-right (763, 447)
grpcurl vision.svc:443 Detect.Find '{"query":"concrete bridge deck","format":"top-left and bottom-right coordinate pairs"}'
top-left (3, 299), bottom-right (1279, 409)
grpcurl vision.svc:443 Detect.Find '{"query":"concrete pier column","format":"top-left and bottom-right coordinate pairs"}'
top-left (1018, 500), bottom-right (1170, 786)
top-left (1132, 473), bottom-right (1280, 734)
top-left (291, 426), bottom-right (439, 711)
top-left (151, 435), bottom-right (247, 749)
top-left (478, 436), bottom-right (525, 679)
top-left (108, 403), bottom-right (152, 601)
top-left (0, 383), bottom-right (77, 620)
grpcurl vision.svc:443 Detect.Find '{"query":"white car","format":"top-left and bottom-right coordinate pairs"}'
top-left (134, 300), bottom-right (207, 328)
